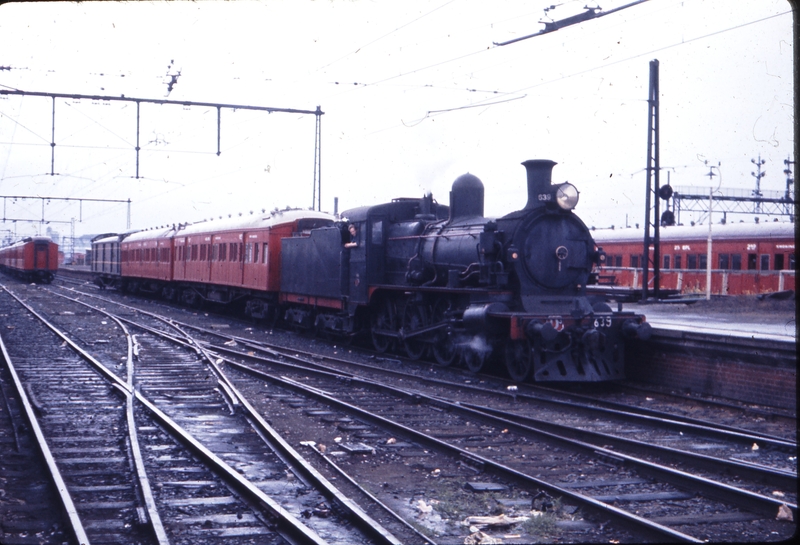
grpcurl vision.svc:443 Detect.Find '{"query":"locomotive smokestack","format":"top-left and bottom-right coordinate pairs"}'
top-left (522, 159), bottom-right (557, 210)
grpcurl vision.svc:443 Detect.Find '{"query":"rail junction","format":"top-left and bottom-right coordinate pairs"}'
top-left (0, 274), bottom-right (796, 544)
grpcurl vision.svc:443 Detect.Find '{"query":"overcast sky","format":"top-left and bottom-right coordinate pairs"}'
top-left (0, 0), bottom-right (794, 242)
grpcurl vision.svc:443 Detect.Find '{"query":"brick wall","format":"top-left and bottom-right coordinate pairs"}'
top-left (625, 333), bottom-right (797, 411)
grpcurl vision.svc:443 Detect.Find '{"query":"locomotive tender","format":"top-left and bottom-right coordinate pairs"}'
top-left (0, 236), bottom-right (59, 283)
top-left (91, 159), bottom-right (651, 382)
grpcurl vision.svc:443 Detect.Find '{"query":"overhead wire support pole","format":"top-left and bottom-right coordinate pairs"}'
top-left (216, 106), bottom-right (222, 157)
top-left (312, 105), bottom-right (322, 211)
top-left (493, 0), bottom-right (651, 46)
top-left (135, 101), bottom-right (141, 179)
top-left (642, 59), bottom-right (660, 302)
top-left (50, 96), bottom-right (56, 176)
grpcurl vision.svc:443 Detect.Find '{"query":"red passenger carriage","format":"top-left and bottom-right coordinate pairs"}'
top-left (0, 236), bottom-right (59, 283)
top-left (592, 221), bottom-right (796, 296)
top-left (113, 210), bottom-right (334, 314)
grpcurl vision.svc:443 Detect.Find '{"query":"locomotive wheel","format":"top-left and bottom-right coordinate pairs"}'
top-left (431, 299), bottom-right (457, 366)
top-left (504, 340), bottom-right (533, 382)
top-left (371, 299), bottom-right (396, 353)
top-left (402, 303), bottom-right (428, 360)
top-left (462, 336), bottom-right (488, 373)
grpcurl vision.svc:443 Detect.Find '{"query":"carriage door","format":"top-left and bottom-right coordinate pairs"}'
top-left (34, 242), bottom-right (49, 270)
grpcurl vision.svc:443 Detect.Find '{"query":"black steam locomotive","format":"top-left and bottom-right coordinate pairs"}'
top-left (280, 159), bottom-right (651, 382)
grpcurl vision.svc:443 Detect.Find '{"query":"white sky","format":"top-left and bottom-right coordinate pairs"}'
top-left (0, 0), bottom-right (794, 241)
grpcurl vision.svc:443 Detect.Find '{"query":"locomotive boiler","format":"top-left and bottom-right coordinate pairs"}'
top-left (281, 159), bottom-right (651, 382)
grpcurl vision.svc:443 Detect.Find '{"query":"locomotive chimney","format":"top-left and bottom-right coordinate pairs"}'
top-left (449, 173), bottom-right (484, 221)
top-left (522, 159), bottom-right (557, 210)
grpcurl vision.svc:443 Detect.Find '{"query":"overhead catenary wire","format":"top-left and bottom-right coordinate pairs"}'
top-left (405, 8), bottom-right (793, 124)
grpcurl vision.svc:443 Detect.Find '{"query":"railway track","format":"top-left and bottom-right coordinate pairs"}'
top-left (0, 282), bottom-right (403, 545)
top-left (174, 329), bottom-right (798, 542)
top-left (3, 280), bottom-right (797, 543)
top-left (42, 286), bottom-right (800, 539)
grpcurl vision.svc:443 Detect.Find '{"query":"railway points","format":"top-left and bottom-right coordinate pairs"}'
top-left (1, 279), bottom-right (796, 543)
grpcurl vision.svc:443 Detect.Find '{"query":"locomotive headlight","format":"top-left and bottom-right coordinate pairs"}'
top-left (556, 183), bottom-right (579, 210)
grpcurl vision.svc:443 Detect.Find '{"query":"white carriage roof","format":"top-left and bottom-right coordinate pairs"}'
top-left (123, 208), bottom-right (335, 243)
top-left (591, 220), bottom-right (795, 244)
top-left (2, 236), bottom-right (55, 250)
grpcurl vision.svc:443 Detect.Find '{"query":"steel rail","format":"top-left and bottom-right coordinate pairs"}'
top-left (301, 441), bottom-right (439, 545)
top-left (460, 402), bottom-right (796, 489)
top-left (48, 289), bottom-right (695, 540)
top-left (202, 336), bottom-right (795, 450)
top-left (524, 383), bottom-right (796, 443)
top-left (93, 306), bottom-right (171, 544)
top-left (143, 317), bottom-right (404, 545)
top-left (223, 359), bottom-right (703, 543)
top-left (51, 289), bottom-right (403, 545)
top-left (109, 299), bottom-right (791, 447)
top-left (17, 288), bottom-right (331, 545)
top-left (55, 286), bottom-right (796, 443)
top-left (222, 354), bottom-right (797, 518)
top-left (0, 287), bottom-right (91, 545)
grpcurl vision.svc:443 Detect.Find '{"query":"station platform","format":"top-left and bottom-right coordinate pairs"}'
top-left (623, 295), bottom-right (796, 342)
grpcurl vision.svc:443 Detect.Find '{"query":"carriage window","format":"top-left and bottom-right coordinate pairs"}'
top-left (718, 254), bottom-right (729, 270)
top-left (239, 243), bottom-right (244, 262)
top-left (200, 244), bottom-right (207, 261)
top-left (253, 243), bottom-right (259, 264)
top-left (219, 244), bottom-right (227, 261)
top-left (760, 254), bottom-right (769, 271)
top-left (674, 254), bottom-right (682, 269)
top-left (687, 254), bottom-right (697, 270)
top-left (774, 254), bottom-right (785, 270)
top-left (212, 244), bottom-right (219, 261)
top-left (371, 220), bottom-right (383, 245)
top-left (228, 243), bottom-right (236, 262)
top-left (663, 255), bottom-right (670, 269)
top-left (699, 254), bottom-right (707, 269)
top-left (790, 253), bottom-right (796, 270)
top-left (630, 255), bottom-right (640, 268)
top-left (245, 243), bottom-right (253, 263)
top-left (262, 243), bottom-right (269, 264)
top-left (731, 254), bottom-right (741, 270)
top-left (747, 253), bottom-right (757, 270)
top-left (614, 255), bottom-right (622, 267)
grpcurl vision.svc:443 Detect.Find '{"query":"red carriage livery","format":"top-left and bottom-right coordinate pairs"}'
top-left (0, 236), bottom-right (59, 284)
top-left (592, 221), bottom-right (796, 296)
top-left (93, 209), bottom-right (335, 317)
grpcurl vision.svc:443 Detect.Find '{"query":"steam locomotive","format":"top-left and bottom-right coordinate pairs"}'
top-left (92, 159), bottom-right (651, 382)
top-left (281, 159), bottom-right (651, 381)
